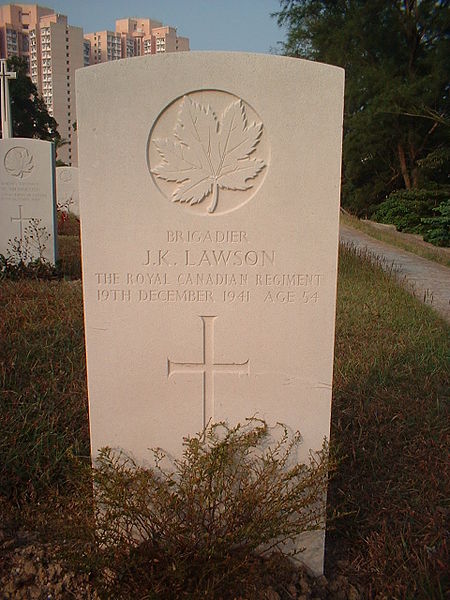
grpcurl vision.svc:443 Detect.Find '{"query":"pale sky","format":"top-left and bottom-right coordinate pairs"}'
top-left (44, 0), bottom-right (286, 54)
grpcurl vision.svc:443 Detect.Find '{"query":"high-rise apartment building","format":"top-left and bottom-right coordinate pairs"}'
top-left (152, 26), bottom-right (189, 53)
top-left (1, 6), bottom-right (191, 162)
top-left (82, 38), bottom-right (90, 66)
top-left (85, 17), bottom-right (189, 65)
top-left (115, 17), bottom-right (161, 58)
top-left (30, 13), bottom-right (82, 165)
top-left (83, 30), bottom-right (122, 65)
top-left (0, 4), bottom-right (82, 165)
top-left (0, 3), bottom-right (52, 60)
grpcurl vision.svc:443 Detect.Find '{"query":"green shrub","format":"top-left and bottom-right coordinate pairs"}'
top-left (372, 189), bottom-right (447, 234)
top-left (76, 420), bottom-right (329, 599)
top-left (422, 200), bottom-right (450, 247)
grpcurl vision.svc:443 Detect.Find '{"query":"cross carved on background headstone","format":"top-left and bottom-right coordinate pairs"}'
top-left (10, 205), bottom-right (32, 240)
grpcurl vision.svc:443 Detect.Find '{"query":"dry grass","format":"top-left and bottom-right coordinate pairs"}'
top-left (327, 245), bottom-right (449, 599)
top-left (0, 279), bottom-right (88, 505)
top-left (57, 212), bottom-right (80, 237)
top-left (341, 212), bottom-right (450, 267)
top-left (58, 235), bottom-right (82, 279)
top-left (57, 212), bottom-right (82, 280)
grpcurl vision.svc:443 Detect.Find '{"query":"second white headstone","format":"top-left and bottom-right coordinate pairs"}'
top-left (56, 166), bottom-right (80, 217)
top-left (0, 138), bottom-right (57, 264)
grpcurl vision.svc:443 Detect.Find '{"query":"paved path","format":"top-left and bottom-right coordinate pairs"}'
top-left (340, 224), bottom-right (450, 323)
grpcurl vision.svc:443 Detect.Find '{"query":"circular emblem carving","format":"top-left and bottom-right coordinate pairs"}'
top-left (59, 169), bottom-right (72, 183)
top-left (4, 146), bottom-right (34, 179)
top-left (148, 90), bottom-right (269, 216)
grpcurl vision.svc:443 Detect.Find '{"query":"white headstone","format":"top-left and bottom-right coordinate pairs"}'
top-left (0, 138), bottom-right (57, 264)
top-left (56, 166), bottom-right (79, 217)
top-left (76, 52), bottom-right (344, 574)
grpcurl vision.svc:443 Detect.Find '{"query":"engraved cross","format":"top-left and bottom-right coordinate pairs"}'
top-left (167, 315), bottom-right (249, 428)
top-left (11, 205), bottom-right (32, 240)
top-left (0, 59), bottom-right (16, 139)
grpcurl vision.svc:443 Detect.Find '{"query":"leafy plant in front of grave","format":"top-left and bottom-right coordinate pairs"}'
top-left (0, 219), bottom-right (59, 280)
top-left (152, 96), bottom-right (266, 213)
top-left (8, 217), bottom-right (50, 263)
top-left (70, 419), bottom-right (330, 599)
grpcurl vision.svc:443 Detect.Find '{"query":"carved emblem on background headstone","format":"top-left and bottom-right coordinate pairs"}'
top-left (59, 169), bottom-right (72, 183)
top-left (4, 147), bottom-right (34, 179)
top-left (148, 91), bottom-right (269, 215)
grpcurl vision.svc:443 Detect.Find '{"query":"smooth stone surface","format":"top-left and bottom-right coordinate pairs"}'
top-left (0, 138), bottom-right (57, 264)
top-left (76, 52), bottom-right (344, 574)
top-left (56, 166), bottom-right (79, 217)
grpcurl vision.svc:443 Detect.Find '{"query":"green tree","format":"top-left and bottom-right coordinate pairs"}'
top-left (275, 0), bottom-right (450, 215)
top-left (3, 56), bottom-right (61, 145)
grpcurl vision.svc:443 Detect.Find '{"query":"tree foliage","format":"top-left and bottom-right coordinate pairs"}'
top-left (3, 56), bottom-right (61, 144)
top-left (275, 0), bottom-right (450, 216)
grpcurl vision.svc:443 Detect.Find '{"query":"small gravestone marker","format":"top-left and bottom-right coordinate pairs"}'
top-left (76, 52), bottom-right (344, 573)
top-left (56, 166), bottom-right (80, 217)
top-left (0, 138), bottom-right (57, 264)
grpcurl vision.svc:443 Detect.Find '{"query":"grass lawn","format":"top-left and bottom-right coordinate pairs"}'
top-left (328, 245), bottom-right (448, 599)
top-left (0, 232), bottom-right (448, 598)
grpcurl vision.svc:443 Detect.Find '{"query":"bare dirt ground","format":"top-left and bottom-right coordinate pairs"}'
top-left (0, 528), bottom-right (362, 600)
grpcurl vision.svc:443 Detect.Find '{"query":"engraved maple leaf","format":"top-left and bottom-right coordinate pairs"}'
top-left (152, 96), bottom-right (265, 213)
